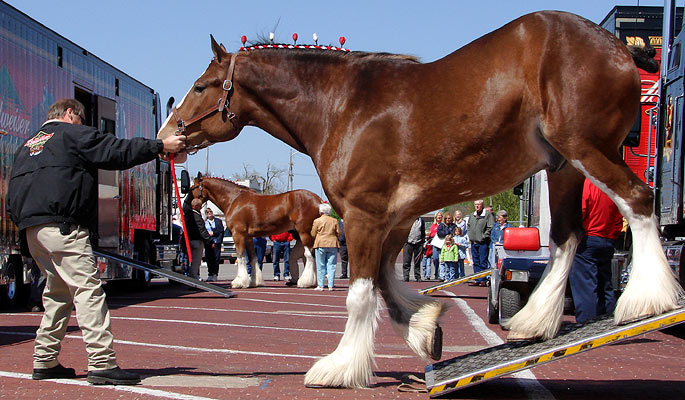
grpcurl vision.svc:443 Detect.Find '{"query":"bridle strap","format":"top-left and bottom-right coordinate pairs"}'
top-left (218, 53), bottom-right (238, 112)
top-left (172, 53), bottom-right (239, 144)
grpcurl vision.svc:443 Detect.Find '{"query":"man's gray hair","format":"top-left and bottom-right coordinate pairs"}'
top-left (497, 210), bottom-right (508, 218)
top-left (47, 99), bottom-right (85, 120)
top-left (319, 203), bottom-right (332, 215)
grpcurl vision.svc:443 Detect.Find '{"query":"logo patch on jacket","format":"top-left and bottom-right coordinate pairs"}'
top-left (25, 131), bottom-right (54, 156)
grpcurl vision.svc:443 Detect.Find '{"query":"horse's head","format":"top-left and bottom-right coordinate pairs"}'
top-left (189, 172), bottom-right (209, 203)
top-left (158, 35), bottom-right (244, 162)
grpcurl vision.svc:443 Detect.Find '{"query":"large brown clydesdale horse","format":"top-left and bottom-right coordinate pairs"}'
top-left (159, 11), bottom-right (683, 388)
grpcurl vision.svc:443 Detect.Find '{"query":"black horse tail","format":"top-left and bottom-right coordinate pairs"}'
top-left (629, 45), bottom-right (659, 73)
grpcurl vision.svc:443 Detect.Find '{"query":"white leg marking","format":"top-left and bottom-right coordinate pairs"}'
top-left (248, 252), bottom-right (264, 288)
top-left (571, 160), bottom-right (683, 323)
top-left (506, 237), bottom-right (578, 339)
top-left (231, 256), bottom-right (251, 289)
top-left (298, 246), bottom-right (317, 288)
top-left (383, 272), bottom-right (448, 359)
top-left (304, 279), bottom-right (379, 388)
top-left (615, 216), bottom-right (684, 322)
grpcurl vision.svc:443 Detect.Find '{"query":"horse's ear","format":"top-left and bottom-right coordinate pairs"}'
top-left (210, 34), bottom-right (227, 63)
top-left (196, 171), bottom-right (203, 180)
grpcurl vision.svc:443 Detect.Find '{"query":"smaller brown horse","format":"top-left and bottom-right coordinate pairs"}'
top-left (189, 174), bottom-right (322, 288)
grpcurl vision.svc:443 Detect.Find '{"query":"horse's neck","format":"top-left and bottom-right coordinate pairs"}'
top-left (240, 52), bottom-right (355, 160)
top-left (205, 180), bottom-right (244, 211)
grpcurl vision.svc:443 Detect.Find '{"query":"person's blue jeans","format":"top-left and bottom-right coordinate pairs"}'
top-left (421, 256), bottom-right (432, 279)
top-left (444, 261), bottom-right (457, 281)
top-left (315, 247), bottom-right (337, 288)
top-left (569, 235), bottom-right (616, 323)
top-left (471, 242), bottom-right (490, 282)
top-left (456, 259), bottom-right (465, 279)
top-left (272, 240), bottom-right (290, 277)
top-left (432, 246), bottom-right (441, 279)
top-left (488, 241), bottom-right (496, 269)
top-left (246, 237), bottom-right (266, 275)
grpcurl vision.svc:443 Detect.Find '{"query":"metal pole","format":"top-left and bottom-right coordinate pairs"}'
top-left (205, 148), bottom-right (209, 175)
top-left (288, 149), bottom-right (294, 191)
top-left (661, 0), bottom-right (676, 90)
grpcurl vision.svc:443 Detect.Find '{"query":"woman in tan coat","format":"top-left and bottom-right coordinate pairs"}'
top-left (311, 203), bottom-right (340, 291)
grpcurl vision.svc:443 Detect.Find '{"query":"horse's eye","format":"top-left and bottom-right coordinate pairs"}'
top-left (194, 84), bottom-right (205, 93)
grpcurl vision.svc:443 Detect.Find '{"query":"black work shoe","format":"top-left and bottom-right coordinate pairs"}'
top-left (32, 364), bottom-right (76, 380)
top-left (87, 367), bottom-right (141, 385)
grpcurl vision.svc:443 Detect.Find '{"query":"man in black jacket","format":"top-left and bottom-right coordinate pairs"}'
top-left (7, 99), bottom-right (185, 385)
top-left (183, 196), bottom-right (213, 281)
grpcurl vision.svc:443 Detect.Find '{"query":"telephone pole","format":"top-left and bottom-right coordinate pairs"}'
top-left (287, 149), bottom-right (294, 191)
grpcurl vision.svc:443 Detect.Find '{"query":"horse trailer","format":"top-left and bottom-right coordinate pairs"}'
top-left (0, 1), bottom-right (181, 308)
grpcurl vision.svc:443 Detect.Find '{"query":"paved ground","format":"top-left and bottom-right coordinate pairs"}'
top-left (1, 260), bottom-right (684, 399)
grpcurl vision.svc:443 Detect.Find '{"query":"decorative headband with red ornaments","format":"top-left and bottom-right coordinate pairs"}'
top-left (239, 32), bottom-right (349, 52)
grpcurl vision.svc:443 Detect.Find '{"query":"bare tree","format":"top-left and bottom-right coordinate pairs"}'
top-left (233, 162), bottom-right (286, 194)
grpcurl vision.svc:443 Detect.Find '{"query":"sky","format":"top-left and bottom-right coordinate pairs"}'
top-left (6, 0), bottom-right (670, 199)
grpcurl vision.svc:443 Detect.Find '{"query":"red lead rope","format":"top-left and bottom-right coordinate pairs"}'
top-left (170, 154), bottom-right (193, 265)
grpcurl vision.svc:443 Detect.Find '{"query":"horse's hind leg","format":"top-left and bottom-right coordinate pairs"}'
top-left (506, 167), bottom-right (585, 340)
top-left (295, 231), bottom-right (317, 288)
top-left (245, 243), bottom-right (264, 287)
top-left (377, 227), bottom-right (449, 360)
top-left (288, 241), bottom-right (303, 282)
top-left (569, 155), bottom-right (684, 323)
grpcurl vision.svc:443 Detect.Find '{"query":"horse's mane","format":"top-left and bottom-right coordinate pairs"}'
top-left (244, 42), bottom-right (421, 64)
top-left (202, 175), bottom-right (259, 193)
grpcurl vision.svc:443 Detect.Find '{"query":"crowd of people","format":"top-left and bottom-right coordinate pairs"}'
top-left (404, 200), bottom-right (515, 286)
top-left (172, 193), bottom-right (523, 293)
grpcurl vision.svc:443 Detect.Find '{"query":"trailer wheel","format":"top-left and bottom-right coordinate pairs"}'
top-left (487, 286), bottom-right (499, 324)
top-left (1, 257), bottom-right (26, 308)
top-left (498, 287), bottom-right (522, 330)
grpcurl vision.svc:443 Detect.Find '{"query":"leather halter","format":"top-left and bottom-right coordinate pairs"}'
top-left (189, 181), bottom-right (207, 202)
top-left (171, 53), bottom-right (238, 153)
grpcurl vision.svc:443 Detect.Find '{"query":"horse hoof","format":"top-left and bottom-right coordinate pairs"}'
top-left (430, 324), bottom-right (443, 361)
top-left (616, 311), bottom-right (653, 326)
top-left (506, 330), bottom-right (539, 343)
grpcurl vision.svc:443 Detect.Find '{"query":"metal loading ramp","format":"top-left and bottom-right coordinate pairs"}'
top-left (425, 299), bottom-right (685, 397)
top-left (93, 248), bottom-right (235, 298)
top-left (419, 269), bottom-right (494, 295)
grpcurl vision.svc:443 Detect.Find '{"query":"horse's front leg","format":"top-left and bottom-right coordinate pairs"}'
top-left (377, 227), bottom-right (449, 360)
top-left (304, 215), bottom-right (383, 388)
top-left (296, 232), bottom-right (317, 288)
top-left (231, 235), bottom-right (252, 289)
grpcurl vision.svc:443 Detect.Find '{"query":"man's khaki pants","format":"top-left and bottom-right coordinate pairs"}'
top-left (189, 239), bottom-right (203, 279)
top-left (26, 223), bottom-right (117, 371)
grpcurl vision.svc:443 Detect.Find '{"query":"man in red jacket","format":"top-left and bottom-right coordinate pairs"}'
top-left (270, 231), bottom-right (294, 281)
top-left (569, 179), bottom-right (624, 323)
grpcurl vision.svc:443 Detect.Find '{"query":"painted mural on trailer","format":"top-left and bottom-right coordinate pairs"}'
top-left (0, 4), bottom-right (159, 255)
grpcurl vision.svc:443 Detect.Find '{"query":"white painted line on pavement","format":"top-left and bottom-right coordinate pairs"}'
top-left (112, 316), bottom-right (344, 334)
top-left (237, 297), bottom-right (347, 308)
top-left (108, 303), bottom-right (349, 319)
top-left (0, 330), bottom-right (409, 360)
top-left (0, 370), bottom-right (218, 400)
top-left (441, 290), bottom-right (556, 400)
top-left (2, 314), bottom-right (343, 335)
